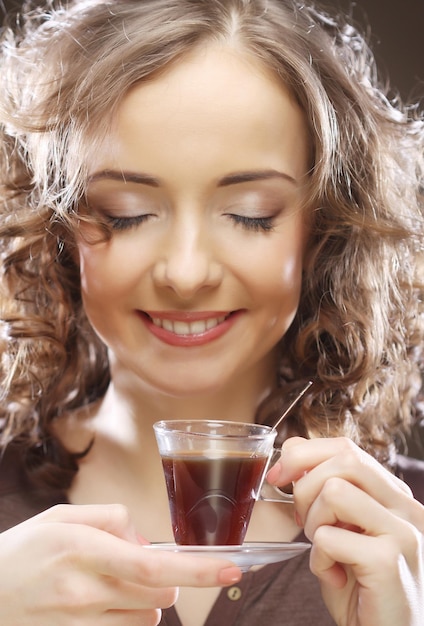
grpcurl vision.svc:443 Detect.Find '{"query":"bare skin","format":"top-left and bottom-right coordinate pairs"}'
top-left (60, 386), bottom-right (299, 626)
top-left (68, 42), bottom-right (310, 622)
top-left (2, 40), bottom-right (423, 626)
top-left (268, 437), bottom-right (424, 626)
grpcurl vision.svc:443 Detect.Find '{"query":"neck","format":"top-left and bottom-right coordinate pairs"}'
top-left (94, 350), bottom-right (279, 447)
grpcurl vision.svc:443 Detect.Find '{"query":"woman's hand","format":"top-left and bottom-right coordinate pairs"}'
top-left (0, 503), bottom-right (241, 625)
top-left (267, 437), bottom-right (424, 626)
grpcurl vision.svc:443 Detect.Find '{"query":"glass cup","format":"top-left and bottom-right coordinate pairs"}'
top-left (153, 419), bottom-right (293, 546)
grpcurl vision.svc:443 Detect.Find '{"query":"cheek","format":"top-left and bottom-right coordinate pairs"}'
top-left (277, 218), bottom-right (306, 293)
top-left (258, 232), bottom-right (304, 298)
top-left (77, 236), bottom-right (147, 293)
top-left (256, 238), bottom-right (304, 334)
top-left (77, 242), bottom-right (128, 304)
top-left (279, 250), bottom-right (302, 288)
top-left (77, 245), bottom-right (104, 297)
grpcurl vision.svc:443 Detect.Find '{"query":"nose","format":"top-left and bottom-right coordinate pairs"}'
top-left (152, 220), bottom-right (223, 299)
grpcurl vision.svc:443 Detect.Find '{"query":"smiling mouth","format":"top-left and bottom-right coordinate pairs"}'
top-left (148, 314), bottom-right (228, 336)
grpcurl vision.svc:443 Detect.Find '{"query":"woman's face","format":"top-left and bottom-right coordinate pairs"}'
top-left (78, 44), bottom-right (311, 397)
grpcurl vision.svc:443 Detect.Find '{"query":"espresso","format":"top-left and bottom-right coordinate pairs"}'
top-left (161, 451), bottom-right (268, 545)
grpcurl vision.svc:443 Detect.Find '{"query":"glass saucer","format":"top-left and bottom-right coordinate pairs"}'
top-left (144, 541), bottom-right (310, 572)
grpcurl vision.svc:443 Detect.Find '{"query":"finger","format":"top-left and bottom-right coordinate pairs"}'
top-left (106, 581), bottom-right (178, 611)
top-left (303, 470), bottom-right (424, 534)
top-left (310, 524), bottom-right (422, 624)
top-left (296, 463), bottom-right (423, 532)
top-left (302, 477), bottom-right (423, 567)
top-left (71, 525), bottom-right (242, 588)
top-left (279, 437), bottom-right (412, 497)
top-left (302, 476), bottom-right (401, 537)
top-left (48, 566), bottom-right (179, 612)
top-left (269, 438), bottom-right (417, 522)
top-left (101, 609), bottom-right (162, 626)
top-left (266, 436), bottom-right (305, 484)
top-left (34, 504), bottom-right (141, 544)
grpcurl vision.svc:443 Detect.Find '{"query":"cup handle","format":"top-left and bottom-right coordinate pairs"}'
top-left (257, 447), bottom-right (294, 503)
top-left (258, 481), bottom-right (294, 503)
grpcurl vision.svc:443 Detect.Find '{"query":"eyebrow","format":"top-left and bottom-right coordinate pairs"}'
top-left (217, 169), bottom-right (296, 187)
top-left (88, 168), bottom-right (297, 187)
top-left (88, 169), bottom-right (161, 187)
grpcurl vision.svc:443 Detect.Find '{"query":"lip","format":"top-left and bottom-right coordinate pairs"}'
top-left (139, 310), bottom-right (243, 347)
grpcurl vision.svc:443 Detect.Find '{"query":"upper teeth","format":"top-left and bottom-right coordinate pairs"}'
top-left (151, 316), bottom-right (226, 335)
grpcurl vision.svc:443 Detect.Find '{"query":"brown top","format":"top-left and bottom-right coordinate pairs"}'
top-left (1, 445), bottom-right (423, 626)
top-left (161, 550), bottom-right (332, 626)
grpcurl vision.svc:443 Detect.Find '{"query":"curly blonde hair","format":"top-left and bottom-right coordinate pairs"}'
top-left (0, 0), bottom-right (423, 487)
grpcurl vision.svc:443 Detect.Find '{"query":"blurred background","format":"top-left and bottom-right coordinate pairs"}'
top-left (1, 0), bottom-right (423, 457)
top-left (333, 0), bottom-right (423, 103)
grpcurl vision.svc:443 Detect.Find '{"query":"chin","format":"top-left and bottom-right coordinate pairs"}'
top-left (147, 372), bottom-right (227, 398)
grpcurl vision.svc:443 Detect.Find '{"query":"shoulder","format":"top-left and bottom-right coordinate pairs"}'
top-left (0, 443), bottom-right (67, 531)
top-left (395, 454), bottom-right (424, 505)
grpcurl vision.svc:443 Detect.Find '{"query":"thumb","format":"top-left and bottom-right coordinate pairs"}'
top-left (35, 503), bottom-right (140, 544)
top-left (266, 436), bottom-right (308, 485)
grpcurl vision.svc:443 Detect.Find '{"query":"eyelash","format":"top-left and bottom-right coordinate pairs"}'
top-left (227, 214), bottom-right (275, 232)
top-left (105, 214), bottom-right (152, 231)
top-left (104, 213), bottom-right (275, 233)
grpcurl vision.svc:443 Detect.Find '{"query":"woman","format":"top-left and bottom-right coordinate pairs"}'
top-left (0, 1), bottom-right (423, 624)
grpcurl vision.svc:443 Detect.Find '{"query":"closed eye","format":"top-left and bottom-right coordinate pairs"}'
top-left (227, 214), bottom-right (275, 232)
top-left (105, 214), bottom-right (153, 231)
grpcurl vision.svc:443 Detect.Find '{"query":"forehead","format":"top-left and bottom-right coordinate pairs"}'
top-left (89, 43), bottom-right (310, 183)
top-left (119, 43), bottom-right (304, 134)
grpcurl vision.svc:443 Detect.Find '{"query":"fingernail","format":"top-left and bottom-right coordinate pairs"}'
top-left (218, 566), bottom-right (242, 585)
top-left (266, 461), bottom-right (282, 484)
